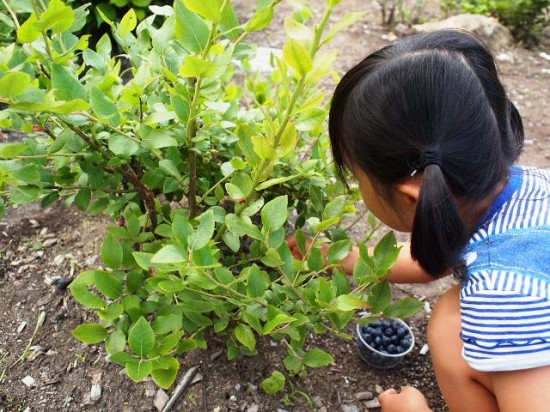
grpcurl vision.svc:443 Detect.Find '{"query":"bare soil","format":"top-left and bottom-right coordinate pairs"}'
top-left (1, 2), bottom-right (549, 412)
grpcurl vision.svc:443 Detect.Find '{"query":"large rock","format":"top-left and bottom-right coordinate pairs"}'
top-left (412, 14), bottom-right (514, 51)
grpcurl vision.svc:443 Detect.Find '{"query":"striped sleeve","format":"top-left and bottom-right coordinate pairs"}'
top-left (460, 272), bottom-right (550, 372)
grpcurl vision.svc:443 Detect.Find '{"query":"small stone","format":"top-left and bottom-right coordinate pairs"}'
top-left (36, 251), bottom-right (44, 258)
top-left (246, 404), bottom-right (259, 412)
top-left (22, 375), bottom-right (36, 388)
top-left (365, 398), bottom-right (381, 409)
top-left (17, 321), bottom-right (27, 333)
top-left (318, 408), bottom-right (328, 412)
top-left (85, 255), bottom-right (98, 266)
top-left (374, 385), bottom-right (384, 394)
top-left (90, 383), bottom-right (102, 402)
top-left (23, 407), bottom-right (31, 412)
top-left (191, 373), bottom-right (203, 384)
top-left (539, 52), bottom-right (550, 62)
top-left (29, 219), bottom-right (40, 228)
top-left (212, 408), bottom-right (221, 412)
top-left (419, 343), bottom-right (429, 355)
top-left (42, 238), bottom-right (57, 248)
top-left (354, 391), bottom-right (374, 401)
top-left (312, 395), bottom-right (323, 408)
top-left (341, 405), bottom-right (360, 412)
top-left (154, 389), bottom-right (169, 411)
top-left (145, 380), bottom-right (156, 397)
top-left (53, 254), bottom-right (65, 265)
top-left (40, 227), bottom-right (48, 236)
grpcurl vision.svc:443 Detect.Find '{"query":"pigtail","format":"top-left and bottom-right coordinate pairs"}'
top-left (507, 100), bottom-right (524, 162)
top-left (410, 165), bottom-right (469, 276)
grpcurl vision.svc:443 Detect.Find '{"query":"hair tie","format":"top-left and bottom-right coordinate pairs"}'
top-left (410, 150), bottom-right (443, 177)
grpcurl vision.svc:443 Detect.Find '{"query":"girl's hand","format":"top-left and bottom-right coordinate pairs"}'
top-left (286, 235), bottom-right (329, 262)
top-left (378, 387), bottom-right (432, 412)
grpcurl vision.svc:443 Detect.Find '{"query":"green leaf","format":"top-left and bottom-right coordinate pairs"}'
top-left (323, 195), bottom-right (346, 220)
top-left (119, 8), bottom-right (137, 38)
top-left (0, 72), bottom-right (32, 99)
top-left (151, 314), bottom-right (183, 335)
top-left (151, 356), bottom-right (179, 388)
top-left (182, 0), bottom-right (222, 22)
top-left (105, 330), bottom-right (126, 354)
top-left (94, 270), bottom-right (123, 299)
top-left (246, 6), bottom-right (273, 32)
top-left (0, 143), bottom-right (27, 158)
top-left (108, 134), bottom-right (139, 157)
top-left (69, 283), bottom-right (106, 309)
top-left (373, 231), bottom-right (400, 276)
top-left (302, 348), bottom-right (334, 368)
top-left (234, 324), bottom-right (256, 351)
top-left (174, 0), bottom-right (209, 52)
top-left (73, 323), bottom-right (108, 344)
top-left (151, 245), bottom-right (187, 264)
top-left (188, 209), bottom-right (214, 250)
top-left (296, 108), bottom-right (326, 131)
top-left (17, 14), bottom-right (41, 43)
top-left (261, 195), bottom-right (288, 232)
top-left (283, 39), bottom-right (312, 75)
top-left (109, 351), bottom-right (139, 366)
top-left (128, 317), bottom-right (155, 357)
top-left (255, 174), bottom-right (300, 191)
top-left (140, 125), bottom-right (178, 149)
top-left (261, 370), bottom-right (285, 395)
top-left (51, 64), bottom-right (86, 102)
top-left (39, 0), bottom-right (74, 33)
top-left (90, 87), bottom-right (120, 125)
top-left (159, 159), bottom-right (182, 180)
top-left (334, 294), bottom-right (366, 311)
top-left (247, 265), bottom-right (270, 298)
top-left (101, 236), bottom-right (123, 269)
top-left (263, 313), bottom-right (296, 334)
top-left (283, 354), bottom-right (303, 373)
top-left (326, 239), bottom-right (352, 265)
top-left (368, 280), bottom-right (392, 314)
top-left (180, 55), bottom-right (217, 78)
top-left (12, 164), bottom-right (41, 184)
top-left (126, 360), bottom-right (153, 382)
top-left (10, 186), bottom-right (40, 204)
top-left (307, 247), bottom-right (324, 272)
top-left (383, 298), bottom-right (424, 319)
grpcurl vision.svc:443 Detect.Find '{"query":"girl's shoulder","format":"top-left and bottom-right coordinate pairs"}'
top-left (471, 165), bottom-right (550, 241)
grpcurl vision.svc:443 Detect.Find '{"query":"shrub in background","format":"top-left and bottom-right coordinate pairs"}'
top-left (0, 0), bottom-right (421, 391)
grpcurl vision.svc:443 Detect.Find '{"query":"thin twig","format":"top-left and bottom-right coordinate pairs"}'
top-left (161, 365), bottom-right (200, 412)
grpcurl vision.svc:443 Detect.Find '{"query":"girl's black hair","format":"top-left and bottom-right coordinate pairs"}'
top-left (329, 30), bottom-right (524, 276)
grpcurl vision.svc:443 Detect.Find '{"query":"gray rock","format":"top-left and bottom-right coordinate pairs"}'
top-left (341, 405), bottom-right (360, 412)
top-left (413, 14), bottom-right (513, 51)
top-left (365, 398), bottom-right (381, 409)
top-left (355, 391), bottom-right (374, 401)
top-left (312, 395), bottom-right (324, 408)
top-left (154, 389), bottom-right (169, 411)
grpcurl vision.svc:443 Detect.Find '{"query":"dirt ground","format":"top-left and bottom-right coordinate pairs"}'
top-left (1, 1), bottom-right (549, 412)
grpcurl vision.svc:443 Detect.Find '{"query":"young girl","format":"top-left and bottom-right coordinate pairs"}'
top-left (288, 30), bottom-right (550, 411)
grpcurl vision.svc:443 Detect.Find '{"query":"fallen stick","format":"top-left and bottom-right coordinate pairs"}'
top-left (161, 365), bottom-right (200, 412)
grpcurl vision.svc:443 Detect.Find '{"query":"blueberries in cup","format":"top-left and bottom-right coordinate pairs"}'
top-left (359, 318), bottom-right (413, 354)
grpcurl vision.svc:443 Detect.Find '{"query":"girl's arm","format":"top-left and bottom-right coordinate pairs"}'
top-left (287, 237), bottom-right (437, 284)
top-left (492, 365), bottom-right (550, 412)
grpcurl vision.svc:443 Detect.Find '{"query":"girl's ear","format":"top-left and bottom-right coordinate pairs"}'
top-left (395, 179), bottom-right (421, 207)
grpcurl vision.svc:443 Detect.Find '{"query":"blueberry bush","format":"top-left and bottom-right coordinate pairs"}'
top-left (0, 0), bottom-right (421, 391)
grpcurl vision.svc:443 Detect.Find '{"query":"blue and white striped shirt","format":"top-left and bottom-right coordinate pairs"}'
top-left (460, 166), bottom-right (550, 372)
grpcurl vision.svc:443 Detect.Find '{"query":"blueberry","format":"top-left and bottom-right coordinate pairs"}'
top-left (361, 326), bottom-right (370, 334)
top-left (370, 322), bottom-right (381, 329)
top-left (387, 344), bottom-right (397, 354)
top-left (363, 334), bottom-right (373, 344)
top-left (401, 337), bottom-right (411, 348)
top-left (382, 336), bottom-right (391, 346)
top-left (384, 328), bottom-right (394, 337)
top-left (390, 334), bottom-right (400, 344)
top-left (396, 345), bottom-right (404, 354)
top-left (397, 327), bottom-right (408, 338)
top-left (380, 349), bottom-right (388, 354)
top-left (374, 336), bottom-right (382, 346)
